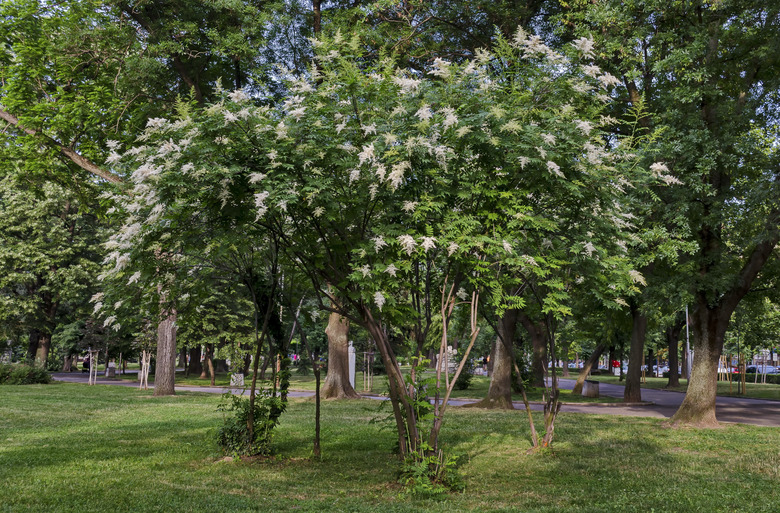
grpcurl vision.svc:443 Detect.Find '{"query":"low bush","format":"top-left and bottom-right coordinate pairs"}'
top-left (399, 442), bottom-right (464, 498)
top-left (733, 373), bottom-right (780, 385)
top-left (453, 364), bottom-right (473, 390)
top-left (0, 363), bottom-right (52, 385)
top-left (216, 388), bottom-right (286, 456)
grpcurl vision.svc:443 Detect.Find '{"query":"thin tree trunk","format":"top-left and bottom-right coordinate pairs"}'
top-left (207, 354), bottom-right (216, 386)
top-left (27, 330), bottom-right (40, 362)
top-left (523, 315), bottom-right (548, 388)
top-left (199, 344), bottom-right (210, 379)
top-left (242, 353), bottom-right (251, 376)
top-left (313, 0), bottom-right (321, 35)
top-left (34, 332), bottom-right (52, 368)
top-left (666, 319), bottom-right (684, 388)
top-left (177, 347), bottom-right (187, 370)
top-left (624, 303), bottom-right (647, 403)
top-left (313, 358), bottom-right (321, 457)
top-left (321, 312), bottom-right (359, 399)
top-left (300, 329), bottom-right (321, 459)
top-left (572, 341), bottom-right (608, 395)
top-left (260, 344), bottom-right (273, 379)
top-left (247, 289), bottom-right (275, 450)
top-left (188, 346), bottom-right (202, 377)
top-left (362, 309), bottom-right (416, 459)
top-left (428, 285), bottom-right (481, 452)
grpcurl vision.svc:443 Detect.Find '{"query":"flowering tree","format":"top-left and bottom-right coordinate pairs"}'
top-left (104, 28), bottom-right (647, 458)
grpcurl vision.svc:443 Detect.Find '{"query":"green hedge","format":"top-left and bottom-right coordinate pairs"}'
top-left (0, 363), bottom-right (52, 385)
top-left (732, 373), bottom-right (780, 385)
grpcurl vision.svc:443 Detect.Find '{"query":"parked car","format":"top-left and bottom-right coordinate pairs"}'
top-left (749, 365), bottom-right (778, 374)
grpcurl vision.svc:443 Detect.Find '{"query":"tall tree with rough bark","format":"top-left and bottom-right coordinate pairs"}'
top-left (321, 311), bottom-right (360, 399)
top-left (564, 0), bottom-right (780, 425)
top-left (468, 309), bottom-right (518, 409)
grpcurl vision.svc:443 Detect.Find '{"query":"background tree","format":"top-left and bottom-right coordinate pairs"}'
top-left (0, 176), bottom-right (103, 367)
top-left (563, 0), bottom-right (780, 425)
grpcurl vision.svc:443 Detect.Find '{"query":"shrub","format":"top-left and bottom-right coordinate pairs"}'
top-left (453, 363), bottom-right (473, 390)
top-left (399, 442), bottom-right (464, 498)
top-left (0, 363), bottom-right (52, 385)
top-left (216, 388), bottom-right (286, 456)
top-left (733, 373), bottom-right (780, 385)
top-left (0, 363), bottom-right (11, 383)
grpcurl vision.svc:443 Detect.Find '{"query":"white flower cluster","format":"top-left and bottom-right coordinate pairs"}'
top-left (397, 234), bottom-right (417, 255)
top-left (393, 75), bottom-right (422, 95)
top-left (420, 237), bottom-right (437, 252)
top-left (571, 37), bottom-right (595, 59)
top-left (254, 191), bottom-right (270, 218)
top-left (428, 58), bottom-right (452, 79)
top-left (628, 270), bottom-right (647, 286)
top-left (510, 27), bottom-right (564, 63)
top-left (374, 291), bottom-right (386, 311)
top-left (649, 162), bottom-right (683, 185)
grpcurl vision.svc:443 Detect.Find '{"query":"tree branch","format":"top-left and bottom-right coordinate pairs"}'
top-left (0, 107), bottom-right (123, 184)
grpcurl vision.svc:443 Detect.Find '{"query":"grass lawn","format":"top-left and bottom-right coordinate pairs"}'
top-left (585, 375), bottom-right (780, 401)
top-left (1, 383), bottom-right (778, 512)
top-left (117, 370), bottom-right (620, 403)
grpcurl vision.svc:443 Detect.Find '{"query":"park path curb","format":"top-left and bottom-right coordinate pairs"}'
top-left (50, 372), bottom-right (779, 427)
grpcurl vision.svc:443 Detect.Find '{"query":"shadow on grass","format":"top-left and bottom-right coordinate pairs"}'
top-left (3, 382), bottom-right (779, 512)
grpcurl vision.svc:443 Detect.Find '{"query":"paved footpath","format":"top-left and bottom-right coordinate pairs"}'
top-left (52, 372), bottom-right (780, 428)
top-left (550, 378), bottom-right (780, 427)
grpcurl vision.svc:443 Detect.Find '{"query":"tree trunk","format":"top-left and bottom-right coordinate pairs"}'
top-left (34, 332), bottom-right (51, 368)
top-left (487, 335), bottom-right (515, 408)
top-left (299, 328), bottom-right (321, 458)
top-left (207, 357), bottom-right (216, 386)
top-left (27, 330), bottom-right (40, 361)
top-left (467, 311), bottom-right (517, 410)
top-left (188, 346), bottom-right (202, 377)
top-left (242, 353), bottom-right (252, 375)
top-left (666, 319), bottom-right (684, 388)
top-left (426, 346), bottom-right (437, 369)
top-left (572, 341), bottom-right (608, 395)
top-left (153, 312), bottom-right (177, 396)
top-left (177, 347), bottom-right (187, 370)
top-left (214, 359), bottom-right (229, 373)
top-left (321, 312), bottom-right (359, 399)
top-left (199, 344), bottom-right (210, 379)
top-left (62, 355), bottom-right (73, 372)
top-left (362, 308), bottom-right (416, 458)
top-left (260, 348), bottom-right (271, 379)
top-left (520, 314), bottom-right (547, 388)
top-left (671, 304), bottom-right (729, 426)
top-left (624, 303), bottom-right (647, 403)
top-left (200, 343), bottom-right (216, 386)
